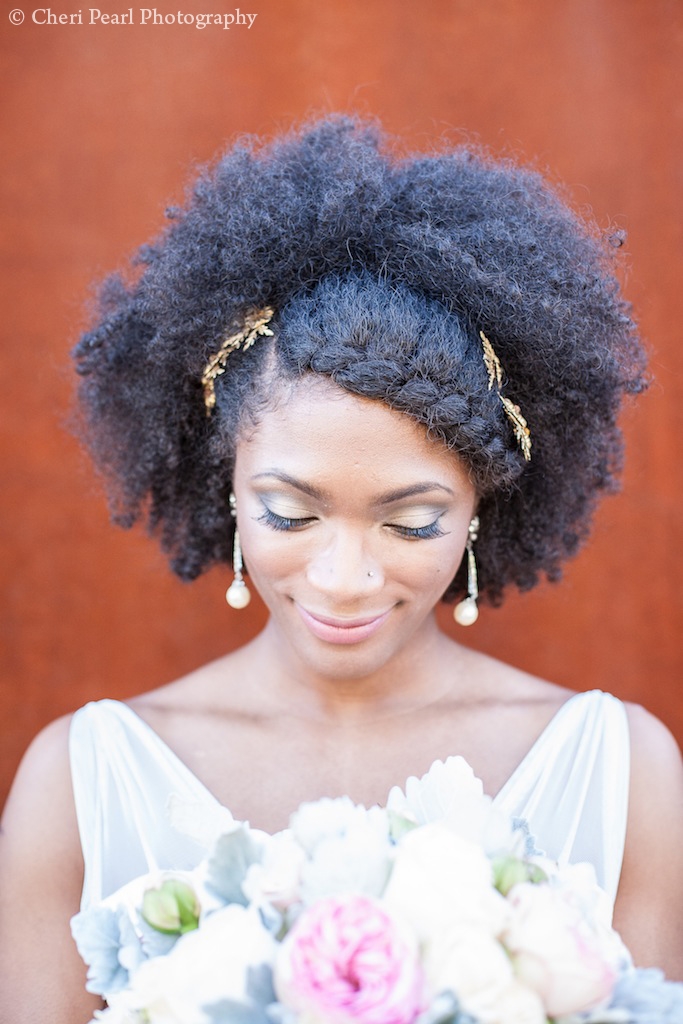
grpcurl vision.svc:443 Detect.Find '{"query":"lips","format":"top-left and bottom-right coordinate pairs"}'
top-left (296, 605), bottom-right (392, 645)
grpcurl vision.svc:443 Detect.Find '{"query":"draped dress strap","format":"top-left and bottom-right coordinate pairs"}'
top-left (69, 699), bottom-right (225, 910)
top-left (493, 690), bottom-right (630, 903)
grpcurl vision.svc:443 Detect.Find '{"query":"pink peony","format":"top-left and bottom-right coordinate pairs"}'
top-left (274, 895), bottom-right (425, 1024)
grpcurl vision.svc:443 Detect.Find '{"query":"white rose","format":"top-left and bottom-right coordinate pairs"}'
top-left (387, 756), bottom-right (517, 854)
top-left (122, 904), bottom-right (275, 1023)
top-left (299, 826), bottom-right (392, 905)
top-left (504, 882), bottom-right (618, 1017)
top-left (290, 796), bottom-right (388, 854)
top-left (383, 823), bottom-right (509, 940)
top-left (242, 831), bottom-right (306, 911)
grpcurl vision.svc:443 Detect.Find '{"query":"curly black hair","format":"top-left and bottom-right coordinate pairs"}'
top-left (73, 114), bottom-right (646, 605)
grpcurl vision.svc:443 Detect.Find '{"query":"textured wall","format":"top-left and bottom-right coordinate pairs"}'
top-left (1, 0), bottom-right (682, 808)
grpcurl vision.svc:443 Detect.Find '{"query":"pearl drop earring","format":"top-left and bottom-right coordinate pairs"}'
top-left (453, 516), bottom-right (480, 627)
top-left (225, 493), bottom-right (251, 610)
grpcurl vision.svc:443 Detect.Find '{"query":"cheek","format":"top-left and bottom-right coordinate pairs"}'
top-left (239, 522), bottom-right (300, 586)
top-left (394, 541), bottom-right (463, 595)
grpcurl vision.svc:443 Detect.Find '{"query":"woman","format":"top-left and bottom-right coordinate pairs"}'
top-left (1, 116), bottom-right (682, 1022)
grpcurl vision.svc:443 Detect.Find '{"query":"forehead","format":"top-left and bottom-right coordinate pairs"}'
top-left (234, 376), bottom-right (474, 496)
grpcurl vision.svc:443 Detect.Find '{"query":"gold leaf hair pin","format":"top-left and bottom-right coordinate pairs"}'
top-left (201, 306), bottom-right (275, 414)
top-left (480, 331), bottom-right (532, 462)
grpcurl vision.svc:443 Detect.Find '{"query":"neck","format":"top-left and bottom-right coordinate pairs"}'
top-left (245, 611), bottom-right (467, 725)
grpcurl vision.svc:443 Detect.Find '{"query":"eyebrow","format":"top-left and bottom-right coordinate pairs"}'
top-left (251, 471), bottom-right (325, 501)
top-left (251, 471), bottom-right (453, 505)
top-left (376, 482), bottom-right (454, 505)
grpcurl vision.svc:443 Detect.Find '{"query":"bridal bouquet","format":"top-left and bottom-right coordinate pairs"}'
top-left (72, 757), bottom-right (682, 1024)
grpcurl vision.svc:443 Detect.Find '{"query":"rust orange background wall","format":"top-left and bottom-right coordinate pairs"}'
top-left (1, 0), bottom-right (682, 808)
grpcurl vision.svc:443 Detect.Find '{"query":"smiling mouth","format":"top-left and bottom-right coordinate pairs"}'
top-left (295, 605), bottom-right (393, 645)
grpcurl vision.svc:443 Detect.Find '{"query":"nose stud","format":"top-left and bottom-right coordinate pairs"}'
top-left (367, 571), bottom-right (375, 578)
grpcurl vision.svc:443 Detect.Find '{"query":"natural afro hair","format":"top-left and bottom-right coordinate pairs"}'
top-left (72, 114), bottom-right (646, 605)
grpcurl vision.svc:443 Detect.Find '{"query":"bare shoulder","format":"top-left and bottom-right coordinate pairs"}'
top-left (625, 700), bottom-right (683, 775)
top-left (614, 702), bottom-right (683, 978)
top-left (0, 714), bottom-right (102, 1022)
top-left (1, 713), bottom-right (78, 845)
top-left (0, 713), bottom-right (83, 908)
top-left (621, 701), bottom-right (683, 859)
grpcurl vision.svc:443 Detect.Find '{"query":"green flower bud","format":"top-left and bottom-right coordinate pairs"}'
top-left (387, 809), bottom-right (419, 842)
top-left (142, 879), bottom-right (201, 934)
top-left (492, 855), bottom-right (548, 895)
top-left (525, 862), bottom-right (549, 885)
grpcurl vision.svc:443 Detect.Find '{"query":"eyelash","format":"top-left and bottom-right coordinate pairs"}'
top-left (390, 520), bottom-right (446, 540)
top-left (257, 507), bottom-right (314, 532)
top-left (256, 506), bottom-right (446, 540)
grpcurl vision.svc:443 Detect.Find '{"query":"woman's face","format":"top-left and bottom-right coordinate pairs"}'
top-left (232, 377), bottom-right (478, 680)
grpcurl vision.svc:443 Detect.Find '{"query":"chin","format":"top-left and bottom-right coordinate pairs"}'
top-left (295, 641), bottom-right (405, 682)
top-left (269, 602), bottom-right (434, 682)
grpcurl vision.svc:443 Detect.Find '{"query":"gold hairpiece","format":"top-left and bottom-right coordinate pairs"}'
top-left (479, 331), bottom-right (531, 462)
top-left (201, 307), bottom-right (275, 414)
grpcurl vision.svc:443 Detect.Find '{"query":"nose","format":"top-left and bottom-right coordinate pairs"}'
top-left (306, 527), bottom-right (383, 603)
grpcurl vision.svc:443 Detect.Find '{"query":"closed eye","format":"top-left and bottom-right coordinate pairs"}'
top-left (386, 519), bottom-right (446, 540)
top-left (257, 506), bottom-right (316, 532)
top-left (257, 505), bottom-right (446, 539)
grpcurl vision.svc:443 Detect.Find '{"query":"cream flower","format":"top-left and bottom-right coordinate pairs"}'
top-left (485, 980), bottom-right (547, 1024)
top-left (551, 862), bottom-right (631, 970)
top-left (423, 925), bottom-right (513, 1007)
top-left (242, 830), bottom-right (307, 911)
top-left (383, 823), bottom-right (509, 940)
top-left (504, 881), bottom-right (618, 1017)
top-left (112, 904), bottom-right (275, 1024)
